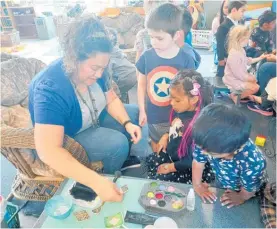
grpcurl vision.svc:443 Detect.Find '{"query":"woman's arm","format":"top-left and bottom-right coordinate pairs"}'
top-left (106, 92), bottom-right (141, 144)
top-left (35, 124), bottom-right (123, 202)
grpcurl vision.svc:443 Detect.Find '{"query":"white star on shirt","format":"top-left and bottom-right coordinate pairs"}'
top-left (155, 78), bottom-right (170, 95)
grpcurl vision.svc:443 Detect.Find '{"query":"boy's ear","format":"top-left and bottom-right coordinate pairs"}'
top-left (173, 30), bottom-right (183, 42)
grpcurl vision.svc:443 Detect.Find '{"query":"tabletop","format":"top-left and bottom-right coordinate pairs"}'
top-left (34, 175), bottom-right (264, 228)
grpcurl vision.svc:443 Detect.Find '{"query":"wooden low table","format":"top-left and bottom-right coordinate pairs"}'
top-left (34, 176), bottom-right (264, 228)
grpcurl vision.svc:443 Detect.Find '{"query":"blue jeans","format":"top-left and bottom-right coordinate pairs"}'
top-left (74, 104), bottom-right (152, 174)
top-left (257, 62), bottom-right (276, 94)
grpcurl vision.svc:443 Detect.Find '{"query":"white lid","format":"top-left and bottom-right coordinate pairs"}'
top-left (154, 217), bottom-right (178, 228)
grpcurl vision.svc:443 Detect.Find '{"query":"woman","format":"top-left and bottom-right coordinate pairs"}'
top-left (28, 15), bottom-right (151, 202)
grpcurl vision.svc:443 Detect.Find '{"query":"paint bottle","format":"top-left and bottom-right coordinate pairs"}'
top-left (186, 188), bottom-right (195, 211)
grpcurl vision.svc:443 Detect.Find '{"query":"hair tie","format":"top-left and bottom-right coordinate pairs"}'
top-left (190, 82), bottom-right (201, 96)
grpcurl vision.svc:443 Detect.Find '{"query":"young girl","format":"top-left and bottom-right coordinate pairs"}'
top-left (192, 103), bottom-right (267, 208)
top-left (223, 25), bottom-right (267, 104)
top-left (146, 69), bottom-right (214, 184)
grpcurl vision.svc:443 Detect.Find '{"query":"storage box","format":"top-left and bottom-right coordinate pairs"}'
top-left (191, 29), bottom-right (212, 49)
top-left (1, 30), bottom-right (20, 47)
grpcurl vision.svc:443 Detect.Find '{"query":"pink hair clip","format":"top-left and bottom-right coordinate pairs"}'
top-left (190, 82), bottom-right (201, 96)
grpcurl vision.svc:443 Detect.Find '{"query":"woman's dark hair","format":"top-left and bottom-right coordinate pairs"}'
top-left (192, 103), bottom-right (251, 154)
top-left (146, 3), bottom-right (183, 37)
top-left (258, 10), bottom-right (276, 27)
top-left (62, 14), bottom-right (113, 74)
top-left (170, 69), bottom-right (213, 158)
top-left (219, 0), bottom-right (227, 24)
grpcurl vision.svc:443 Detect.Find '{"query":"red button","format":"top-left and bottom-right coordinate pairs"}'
top-left (155, 193), bottom-right (163, 199)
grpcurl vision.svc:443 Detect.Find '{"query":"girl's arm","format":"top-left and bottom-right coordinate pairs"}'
top-left (192, 160), bottom-right (217, 203)
top-left (227, 52), bottom-right (250, 81)
top-left (249, 53), bottom-right (267, 64)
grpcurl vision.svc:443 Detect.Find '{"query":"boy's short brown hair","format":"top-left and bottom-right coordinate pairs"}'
top-left (145, 3), bottom-right (183, 37)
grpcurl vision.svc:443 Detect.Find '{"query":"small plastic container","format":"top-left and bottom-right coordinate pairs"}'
top-left (45, 195), bottom-right (73, 220)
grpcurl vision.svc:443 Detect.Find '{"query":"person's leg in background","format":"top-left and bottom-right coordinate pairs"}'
top-left (74, 127), bottom-right (129, 174)
top-left (257, 62), bottom-right (276, 94)
top-left (216, 64), bottom-right (225, 77)
top-left (99, 104), bottom-right (152, 159)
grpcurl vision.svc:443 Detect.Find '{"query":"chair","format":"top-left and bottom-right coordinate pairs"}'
top-left (1, 54), bottom-right (103, 201)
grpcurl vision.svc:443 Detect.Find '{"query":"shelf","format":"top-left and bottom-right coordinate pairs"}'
top-left (16, 24), bottom-right (35, 27)
top-left (13, 14), bottom-right (34, 17)
top-left (0, 15), bottom-right (9, 18)
top-left (2, 25), bottom-right (13, 28)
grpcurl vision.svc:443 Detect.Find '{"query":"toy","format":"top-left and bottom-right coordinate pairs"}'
top-left (138, 182), bottom-right (187, 217)
top-left (255, 135), bottom-right (266, 147)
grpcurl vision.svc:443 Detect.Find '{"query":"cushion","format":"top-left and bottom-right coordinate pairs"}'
top-left (1, 56), bottom-right (46, 107)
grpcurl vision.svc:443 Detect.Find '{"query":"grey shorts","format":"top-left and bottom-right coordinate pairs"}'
top-left (148, 122), bottom-right (170, 143)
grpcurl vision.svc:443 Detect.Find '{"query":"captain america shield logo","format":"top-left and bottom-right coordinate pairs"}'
top-left (147, 66), bottom-right (178, 106)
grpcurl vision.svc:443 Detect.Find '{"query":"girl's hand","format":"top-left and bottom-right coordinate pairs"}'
top-left (157, 163), bottom-right (176, 174)
top-left (220, 189), bottom-right (245, 208)
top-left (157, 133), bottom-right (169, 153)
top-left (139, 110), bottom-right (147, 126)
top-left (194, 183), bottom-right (217, 204)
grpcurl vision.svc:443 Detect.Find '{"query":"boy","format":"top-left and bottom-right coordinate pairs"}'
top-left (250, 10), bottom-right (276, 56)
top-left (135, 1), bottom-right (200, 68)
top-left (216, 1), bottom-right (247, 77)
top-left (176, 8), bottom-right (201, 69)
top-left (192, 104), bottom-right (267, 208)
top-left (136, 3), bottom-right (195, 151)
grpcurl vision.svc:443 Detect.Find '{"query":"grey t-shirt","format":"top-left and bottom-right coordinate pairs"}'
top-left (77, 82), bottom-right (106, 133)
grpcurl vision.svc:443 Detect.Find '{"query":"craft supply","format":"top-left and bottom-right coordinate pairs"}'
top-left (186, 188), bottom-right (195, 211)
top-left (45, 195), bottom-right (73, 220)
top-left (138, 182), bottom-right (187, 216)
top-left (92, 171), bottom-right (122, 214)
top-left (74, 210), bottom-right (90, 221)
top-left (255, 135), bottom-right (266, 147)
top-left (121, 185), bottom-right (129, 194)
top-left (104, 212), bottom-right (124, 228)
top-left (124, 211), bottom-right (158, 225)
top-left (154, 217), bottom-right (178, 228)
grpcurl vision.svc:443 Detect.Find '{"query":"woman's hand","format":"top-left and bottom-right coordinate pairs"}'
top-left (259, 53), bottom-right (268, 60)
top-left (157, 133), bottom-right (169, 153)
top-left (266, 54), bottom-right (276, 62)
top-left (194, 183), bottom-right (217, 204)
top-left (157, 163), bottom-right (176, 174)
top-left (220, 190), bottom-right (245, 208)
top-left (139, 110), bottom-right (147, 126)
top-left (125, 123), bottom-right (142, 144)
top-left (93, 176), bottom-right (123, 202)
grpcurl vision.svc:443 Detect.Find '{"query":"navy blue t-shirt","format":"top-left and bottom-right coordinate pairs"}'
top-left (136, 48), bottom-right (195, 124)
top-left (28, 58), bottom-right (111, 137)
